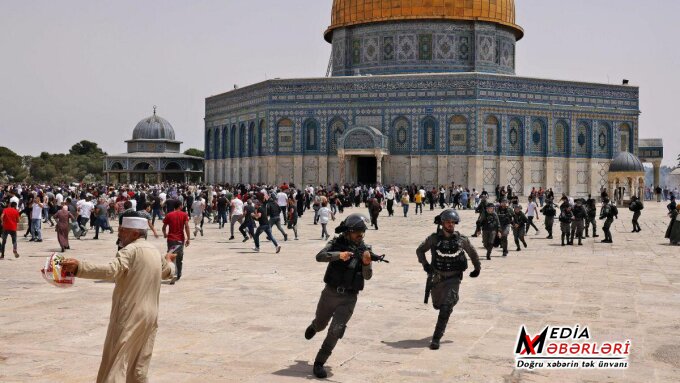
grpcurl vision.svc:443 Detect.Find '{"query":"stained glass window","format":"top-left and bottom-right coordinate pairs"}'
top-left (509, 119), bottom-right (521, 152)
top-left (531, 120), bottom-right (544, 153)
top-left (329, 119), bottom-right (345, 153)
top-left (555, 121), bottom-right (566, 154)
top-left (392, 117), bottom-right (409, 152)
top-left (423, 117), bottom-right (436, 150)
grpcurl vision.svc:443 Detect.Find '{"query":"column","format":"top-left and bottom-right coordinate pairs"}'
top-left (437, 155), bottom-right (448, 187)
top-left (653, 160), bottom-right (661, 188)
top-left (375, 151), bottom-right (383, 185)
top-left (545, 158), bottom-right (555, 193)
top-left (338, 150), bottom-right (346, 185)
top-left (467, 156), bottom-right (484, 192)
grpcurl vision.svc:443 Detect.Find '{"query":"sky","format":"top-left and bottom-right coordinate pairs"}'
top-left (1, 0), bottom-right (678, 166)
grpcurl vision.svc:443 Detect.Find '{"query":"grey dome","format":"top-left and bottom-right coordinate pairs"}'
top-left (132, 114), bottom-right (175, 140)
top-left (609, 151), bottom-right (645, 172)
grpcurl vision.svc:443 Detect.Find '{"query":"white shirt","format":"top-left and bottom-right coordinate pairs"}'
top-left (419, 189), bottom-right (426, 198)
top-left (10, 196), bottom-right (20, 207)
top-left (318, 207), bottom-right (332, 224)
top-left (129, 199), bottom-right (137, 211)
top-left (231, 198), bottom-right (244, 216)
top-left (55, 193), bottom-right (64, 205)
top-left (526, 201), bottom-right (538, 217)
top-left (191, 199), bottom-right (205, 217)
top-left (276, 192), bottom-right (288, 207)
top-left (31, 202), bottom-right (43, 220)
top-left (159, 192), bottom-right (167, 203)
top-left (77, 200), bottom-right (94, 218)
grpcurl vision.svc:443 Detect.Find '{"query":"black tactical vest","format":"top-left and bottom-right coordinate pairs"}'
top-left (431, 232), bottom-right (468, 273)
top-left (497, 207), bottom-right (513, 226)
top-left (323, 236), bottom-right (365, 291)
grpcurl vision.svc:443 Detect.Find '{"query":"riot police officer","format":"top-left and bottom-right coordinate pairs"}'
top-left (571, 199), bottom-right (587, 246)
top-left (471, 193), bottom-right (490, 237)
top-left (629, 195), bottom-right (643, 233)
top-left (496, 199), bottom-right (515, 257)
top-left (599, 197), bottom-right (617, 243)
top-left (304, 214), bottom-right (380, 378)
top-left (416, 209), bottom-right (481, 350)
top-left (513, 204), bottom-right (528, 251)
top-left (480, 204), bottom-right (500, 260)
top-left (585, 196), bottom-right (599, 238)
top-left (559, 204), bottom-right (574, 246)
top-left (540, 197), bottom-right (557, 239)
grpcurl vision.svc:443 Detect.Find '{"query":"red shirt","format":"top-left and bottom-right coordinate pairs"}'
top-left (163, 210), bottom-right (188, 242)
top-left (2, 207), bottom-right (20, 231)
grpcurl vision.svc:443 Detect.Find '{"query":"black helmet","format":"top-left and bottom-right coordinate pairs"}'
top-left (434, 209), bottom-right (460, 225)
top-left (335, 213), bottom-right (370, 234)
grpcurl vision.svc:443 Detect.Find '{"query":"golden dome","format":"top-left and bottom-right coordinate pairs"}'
top-left (325, 0), bottom-right (523, 42)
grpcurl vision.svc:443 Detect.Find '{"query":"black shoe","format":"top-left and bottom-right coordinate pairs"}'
top-left (631, 230), bottom-right (637, 233)
top-left (522, 241), bottom-right (527, 248)
top-left (578, 242), bottom-right (583, 246)
top-left (471, 233), bottom-right (478, 238)
top-left (110, 229), bottom-right (114, 234)
top-left (313, 362), bottom-right (327, 379)
top-left (429, 338), bottom-right (441, 350)
top-left (516, 247), bottom-right (521, 251)
top-left (502, 251), bottom-right (508, 257)
top-left (486, 252), bottom-right (491, 260)
top-left (29, 238), bottom-right (35, 242)
top-left (305, 325), bottom-right (316, 340)
top-left (242, 237), bottom-right (249, 242)
top-left (36, 239), bottom-right (42, 242)
top-left (93, 236), bottom-right (99, 240)
top-left (593, 234), bottom-right (599, 238)
top-left (547, 235), bottom-right (553, 239)
top-left (229, 236), bottom-right (235, 240)
top-left (284, 234), bottom-right (288, 242)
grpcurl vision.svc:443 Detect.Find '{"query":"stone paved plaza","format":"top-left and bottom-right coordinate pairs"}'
top-left (1, 202), bottom-right (679, 382)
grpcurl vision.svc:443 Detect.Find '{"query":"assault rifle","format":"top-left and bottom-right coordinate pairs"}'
top-left (424, 273), bottom-right (433, 304)
top-left (346, 244), bottom-right (389, 270)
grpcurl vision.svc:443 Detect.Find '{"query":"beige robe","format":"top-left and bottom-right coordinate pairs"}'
top-left (77, 240), bottom-right (175, 383)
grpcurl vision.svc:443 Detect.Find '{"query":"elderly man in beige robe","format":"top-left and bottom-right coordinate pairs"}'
top-left (62, 217), bottom-right (176, 383)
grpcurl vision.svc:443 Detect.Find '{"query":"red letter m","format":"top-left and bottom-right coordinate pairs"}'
top-left (515, 326), bottom-right (548, 355)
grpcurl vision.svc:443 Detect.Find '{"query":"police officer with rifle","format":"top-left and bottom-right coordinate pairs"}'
top-left (417, 209), bottom-right (481, 350)
top-left (304, 213), bottom-right (387, 379)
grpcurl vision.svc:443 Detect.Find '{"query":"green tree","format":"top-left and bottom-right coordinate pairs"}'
top-left (184, 148), bottom-right (205, 158)
top-left (0, 147), bottom-right (29, 181)
top-left (69, 140), bottom-right (106, 156)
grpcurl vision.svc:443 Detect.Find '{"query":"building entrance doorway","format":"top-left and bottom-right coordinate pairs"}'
top-left (357, 157), bottom-right (377, 185)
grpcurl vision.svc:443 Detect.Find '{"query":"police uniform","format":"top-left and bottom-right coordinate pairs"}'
top-left (513, 207), bottom-right (528, 251)
top-left (600, 200), bottom-right (616, 243)
top-left (629, 197), bottom-right (643, 232)
top-left (305, 214), bottom-right (376, 379)
top-left (480, 207), bottom-right (500, 259)
top-left (559, 208), bottom-right (574, 246)
top-left (585, 198), bottom-right (599, 238)
top-left (416, 210), bottom-right (481, 350)
top-left (496, 204), bottom-right (515, 256)
top-left (540, 200), bottom-right (557, 239)
top-left (571, 202), bottom-right (587, 245)
top-left (472, 197), bottom-right (490, 237)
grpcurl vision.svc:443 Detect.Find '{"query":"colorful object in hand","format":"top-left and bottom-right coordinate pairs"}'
top-left (41, 253), bottom-right (75, 288)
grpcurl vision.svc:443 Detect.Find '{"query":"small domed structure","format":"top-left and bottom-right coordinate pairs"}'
top-left (669, 167), bottom-right (680, 190)
top-left (132, 112), bottom-right (176, 140)
top-left (104, 107), bottom-right (203, 184)
top-left (607, 151), bottom-right (646, 206)
top-left (609, 152), bottom-right (645, 173)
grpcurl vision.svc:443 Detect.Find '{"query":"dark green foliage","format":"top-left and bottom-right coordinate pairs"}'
top-left (183, 148), bottom-right (204, 158)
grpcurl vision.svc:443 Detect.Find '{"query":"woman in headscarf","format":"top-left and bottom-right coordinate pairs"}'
top-left (665, 204), bottom-right (680, 246)
top-left (55, 201), bottom-right (76, 252)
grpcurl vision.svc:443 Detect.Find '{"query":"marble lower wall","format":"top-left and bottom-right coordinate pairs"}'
top-left (206, 156), bottom-right (611, 197)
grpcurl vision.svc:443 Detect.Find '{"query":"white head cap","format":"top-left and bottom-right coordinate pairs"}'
top-left (121, 217), bottom-right (148, 230)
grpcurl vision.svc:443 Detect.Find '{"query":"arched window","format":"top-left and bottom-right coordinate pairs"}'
top-left (221, 126), bottom-right (228, 159)
top-left (597, 122), bottom-right (610, 155)
top-left (484, 115), bottom-right (499, 154)
top-left (328, 118), bottom-right (346, 154)
top-left (508, 118), bottom-right (522, 154)
top-left (554, 120), bottom-right (567, 155)
top-left (258, 119), bottom-right (265, 156)
top-left (448, 115), bottom-right (467, 152)
top-left (422, 117), bottom-right (437, 150)
top-left (248, 122), bottom-right (255, 157)
top-left (230, 125), bottom-right (236, 158)
top-left (276, 118), bottom-right (294, 153)
top-left (619, 123), bottom-right (631, 152)
top-left (576, 122), bottom-right (589, 155)
top-left (303, 118), bottom-right (319, 151)
top-left (111, 162), bottom-right (124, 170)
top-left (213, 128), bottom-right (220, 160)
top-left (391, 117), bottom-right (410, 153)
top-left (239, 124), bottom-right (246, 157)
top-left (531, 119), bottom-right (546, 154)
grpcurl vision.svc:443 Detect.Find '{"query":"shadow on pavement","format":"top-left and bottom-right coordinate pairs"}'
top-left (381, 337), bottom-right (451, 349)
top-left (271, 360), bottom-right (334, 380)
